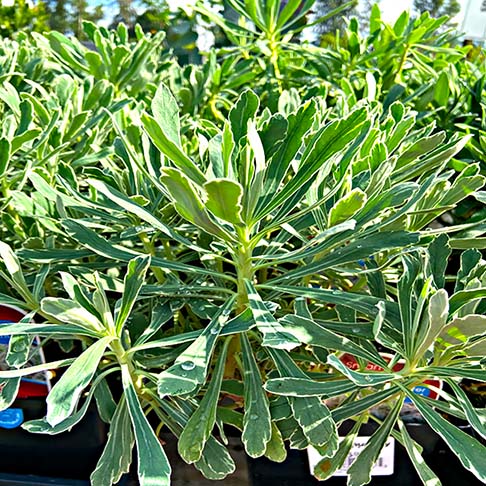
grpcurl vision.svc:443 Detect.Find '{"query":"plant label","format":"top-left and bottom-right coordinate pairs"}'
top-left (308, 437), bottom-right (395, 478)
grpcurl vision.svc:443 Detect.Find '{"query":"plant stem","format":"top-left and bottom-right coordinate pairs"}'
top-left (139, 231), bottom-right (165, 284)
top-left (235, 227), bottom-right (253, 312)
top-left (268, 36), bottom-right (283, 93)
top-left (395, 43), bottom-right (410, 84)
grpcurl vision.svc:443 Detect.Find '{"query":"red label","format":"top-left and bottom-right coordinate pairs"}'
top-left (0, 305), bottom-right (26, 322)
top-left (339, 353), bottom-right (442, 400)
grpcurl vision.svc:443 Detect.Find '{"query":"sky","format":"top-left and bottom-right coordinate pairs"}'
top-left (95, 0), bottom-right (483, 39)
top-left (378, 0), bottom-right (486, 39)
top-left (379, 0), bottom-right (467, 24)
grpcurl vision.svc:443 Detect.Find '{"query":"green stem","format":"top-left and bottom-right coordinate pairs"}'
top-left (139, 232), bottom-right (165, 284)
top-left (395, 43), bottom-right (410, 84)
top-left (235, 228), bottom-right (254, 312)
top-left (268, 37), bottom-right (283, 92)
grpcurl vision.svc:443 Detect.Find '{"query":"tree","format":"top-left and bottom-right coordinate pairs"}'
top-left (413, 0), bottom-right (460, 20)
top-left (313, 0), bottom-right (359, 35)
top-left (70, 0), bottom-right (103, 38)
top-left (48, 0), bottom-right (69, 33)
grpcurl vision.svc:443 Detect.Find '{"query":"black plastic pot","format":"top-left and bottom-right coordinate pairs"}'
top-left (247, 421), bottom-right (483, 485)
top-left (0, 398), bottom-right (107, 482)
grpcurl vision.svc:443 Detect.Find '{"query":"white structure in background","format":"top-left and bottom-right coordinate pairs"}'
top-left (461, 0), bottom-right (486, 41)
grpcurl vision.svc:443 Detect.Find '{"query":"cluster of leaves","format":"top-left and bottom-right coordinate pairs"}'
top-left (1, 2), bottom-right (486, 486)
top-left (0, 0), bottom-right (49, 38)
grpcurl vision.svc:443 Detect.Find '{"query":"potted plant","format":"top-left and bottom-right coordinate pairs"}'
top-left (1, 2), bottom-right (486, 485)
top-left (1, 71), bottom-right (485, 486)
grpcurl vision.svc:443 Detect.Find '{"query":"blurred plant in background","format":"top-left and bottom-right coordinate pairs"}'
top-left (0, 0), bottom-right (48, 37)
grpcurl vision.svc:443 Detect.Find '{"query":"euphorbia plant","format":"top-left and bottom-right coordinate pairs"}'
top-left (1, 77), bottom-right (486, 486)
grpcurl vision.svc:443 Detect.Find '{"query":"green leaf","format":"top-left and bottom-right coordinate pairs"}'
top-left (61, 219), bottom-right (232, 281)
top-left (256, 108), bottom-right (368, 220)
top-left (0, 138), bottom-right (10, 176)
top-left (455, 249), bottom-right (481, 292)
top-left (0, 378), bottom-right (20, 411)
top-left (46, 336), bottom-right (113, 426)
top-left (268, 349), bottom-right (338, 451)
top-left (424, 366), bottom-right (486, 382)
top-left (0, 358), bottom-right (74, 379)
top-left (6, 335), bottom-right (32, 368)
top-left (122, 364), bottom-right (171, 486)
top-left (0, 242), bottom-right (32, 301)
top-left (142, 113), bottom-right (205, 185)
top-left (151, 83), bottom-right (181, 146)
top-left (156, 397), bottom-right (235, 480)
top-left (178, 338), bottom-right (230, 463)
top-left (264, 422), bottom-right (287, 462)
top-left (408, 393), bottom-right (486, 483)
top-left (41, 297), bottom-right (105, 333)
top-left (327, 354), bottom-right (396, 386)
top-left (434, 71), bottom-right (450, 107)
top-left (87, 178), bottom-right (200, 251)
top-left (160, 168), bottom-right (232, 241)
top-left (398, 421), bottom-right (441, 486)
top-left (0, 322), bottom-right (99, 337)
top-left (135, 301), bottom-right (172, 346)
top-left (414, 289), bottom-right (449, 360)
top-left (90, 397), bottom-right (135, 486)
top-left (260, 100), bottom-right (316, 205)
top-left (436, 314), bottom-right (486, 350)
top-left (270, 231), bottom-right (419, 283)
top-left (245, 280), bottom-right (300, 350)
top-left (229, 89), bottom-right (259, 145)
top-left (204, 178), bottom-right (244, 225)
top-left (157, 299), bottom-right (234, 397)
top-left (241, 333), bottom-right (272, 457)
top-left (115, 256), bottom-right (151, 333)
top-left (347, 400), bottom-right (402, 486)
top-left (428, 234), bottom-right (451, 289)
top-left (312, 419), bottom-right (362, 480)
top-left (265, 377), bottom-right (357, 398)
top-left (446, 379), bottom-right (486, 440)
top-left (449, 289), bottom-right (486, 315)
top-left (94, 376), bottom-right (117, 423)
top-left (329, 189), bottom-right (367, 227)
top-left (194, 435), bottom-right (236, 480)
top-left (261, 285), bottom-right (400, 324)
top-left (332, 385), bottom-right (405, 423)
top-left (279, 314), bottom-right (388, 367)
top-left (23, 369), bottom-right (115, 435)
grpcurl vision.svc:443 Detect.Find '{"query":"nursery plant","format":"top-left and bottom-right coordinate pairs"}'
top-left (1, 77), bottom-right (486, 486)
top-left (0, 2), bottom-right (486, 486)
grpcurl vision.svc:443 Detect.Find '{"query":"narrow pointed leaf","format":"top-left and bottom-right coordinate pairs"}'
top-left (178, 339), bottom-right (230, 463)
top-left (327, 354), bottom-right (396, 386)
top-left (151, 83), bottom-right (181, 146)
top-left (122, 365), bottom-right (171, 486)
top-left (408, 393), bottom-right (486, 483)
top-left (265, 377), bottom-right (357, 398)
top-left (46, 336), bottom-right (113, 426)
top-left (90, 397), bottom-right (135, 486)
top-left (157, 299), bottom-right (234, 397)
top-left (245, 280), bottom-right (300, 350)
top-left (241, 333), bottom-right (272, 457)
top-left (115, 256), bottom-right (151, 333)
top-left (398, 421), bottom-right (441, 486)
